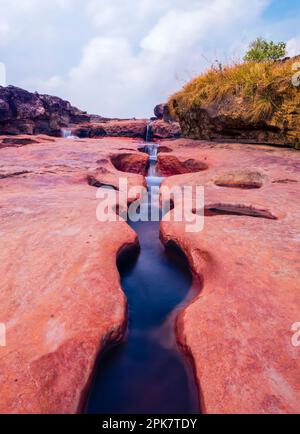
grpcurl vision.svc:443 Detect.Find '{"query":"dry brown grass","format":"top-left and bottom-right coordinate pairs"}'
top-left (168, 59), bottom-right (300, 123)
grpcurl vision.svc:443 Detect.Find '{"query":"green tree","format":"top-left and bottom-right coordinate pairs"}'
top-left (244, 37), bottom-right (286, 62)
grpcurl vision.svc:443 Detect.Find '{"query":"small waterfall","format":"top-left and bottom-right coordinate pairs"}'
top-left (145, 120), bottom-right (152, 142)
top-left (145, 143), bottom-right (158, 178)
top-left (61, 128), bottom-right (72, 138)
top-left (61, 128), bottom-right (78, 140)
top-left (145, 143), bottom-right (158, 163)
top-left (144, 143), bottom-right (164, 185)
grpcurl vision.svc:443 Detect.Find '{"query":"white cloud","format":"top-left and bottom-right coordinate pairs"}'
top-left (287, 36), bottom-right (300, 57)
top-left (0, 63), bottom-right (6, 86)
top-left (0, 0), bottom-right (299, 117)
top-left (0, 21), bottom-right (10, 45)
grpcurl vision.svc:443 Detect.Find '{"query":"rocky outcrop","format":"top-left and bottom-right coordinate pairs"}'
top-left (0, 135), bottom-right (147, 413)
top-left (0, 86), bottom-right (90, 136)
top-left (159, 138), bottom-right (300, 414)
top-left (172, 99), bottom-right (300, 148)
top-left (72, 119), bottom-right (148, 139)
top-left (169, 58), bottom-right (300, 148)
top-left (0, 86), bottom-right (182, 140)
top-left (72, 118), bottom-right (182, 140)
top-left (1, 133), bottom-right (300, 414)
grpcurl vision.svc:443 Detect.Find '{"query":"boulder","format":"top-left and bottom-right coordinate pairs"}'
top-left (154, 103), bottom-right (173, 122)
top-left (154, 104), bottom-right (165, 119)
top-left (72, 119), bottom-right (148, 139)
top-left (151, 119), bottom-right (181, 139)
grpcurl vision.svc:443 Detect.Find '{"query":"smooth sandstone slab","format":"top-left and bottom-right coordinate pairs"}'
top-left (1, 134), bottom-right (299, 414)
top-left (0, 136), bottom-right (147, 414)
top-left (159, 139), bottom-right (300, 414)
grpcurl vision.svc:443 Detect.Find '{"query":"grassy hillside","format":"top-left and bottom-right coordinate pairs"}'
top-left (168, 58), bottom-right (300, 148)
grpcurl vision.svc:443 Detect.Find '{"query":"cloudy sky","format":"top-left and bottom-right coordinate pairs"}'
top-left (0, 0), bottom-right (299, 117)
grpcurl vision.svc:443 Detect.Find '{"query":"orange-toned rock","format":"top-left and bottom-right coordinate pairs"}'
top-left (160, 139), bottom-right (300, 414)
top-left (72, 119), bottom-right (181, 140)
top-left (111, 152), bottom-right (149, 176)
top-left (72, 119), bottom-right (148, 139)
top-left (1, 132), bottom-right (300, 415)
top-left (0, 136), bottom-right (147, 414)
top-left (157, 154), bottom-right (208, 176)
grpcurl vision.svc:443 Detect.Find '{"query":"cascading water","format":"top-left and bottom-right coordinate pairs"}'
top-left (86, 141), bottom-right (199, 414)
top-left (145, 142), bottom-right (160, 179)
top-left (145, 120), bottom-right (152, 142)
top-left (61, 128), bottom-right (79, 140)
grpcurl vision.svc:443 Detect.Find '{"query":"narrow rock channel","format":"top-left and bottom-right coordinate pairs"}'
top-left (86, 143), bottom-right (200, 414)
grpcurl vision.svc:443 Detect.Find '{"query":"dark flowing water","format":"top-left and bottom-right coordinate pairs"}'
top-left (86, 145), bottom-right (199, 414)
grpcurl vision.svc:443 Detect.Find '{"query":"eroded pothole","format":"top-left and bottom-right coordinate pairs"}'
top-left (110, 153), bottom-right (149, 175)
top-left (202, 204), bottom-right (277, 220)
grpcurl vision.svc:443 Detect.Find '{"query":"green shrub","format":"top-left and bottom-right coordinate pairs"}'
top-left (244, 37), bottom-right (286, 62)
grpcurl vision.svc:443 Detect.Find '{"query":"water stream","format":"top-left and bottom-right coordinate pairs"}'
top-left (86, 143), bottom-right (199, 414)
top-left (61, 128), bottom-right (79, 140)
top-left (145, 120), bottom-right (152, 143)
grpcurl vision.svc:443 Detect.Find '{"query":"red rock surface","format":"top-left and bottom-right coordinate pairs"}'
top-left (1, 132), bottom-right (299, 414)
top-left (71, 119), bottom-right (181, 139)
top-left (157, 154), bottom-right (208, 175)
top-left (0, 136), bottom-right (148, 414)
top-left (151, 119), bottom-right (181, 140)
top-left (71, 119), bottom-right (181, 140)
top-left (159, 139), bottom-right (300, 414)
top-left (72, 119), bottom-right (148, 139)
